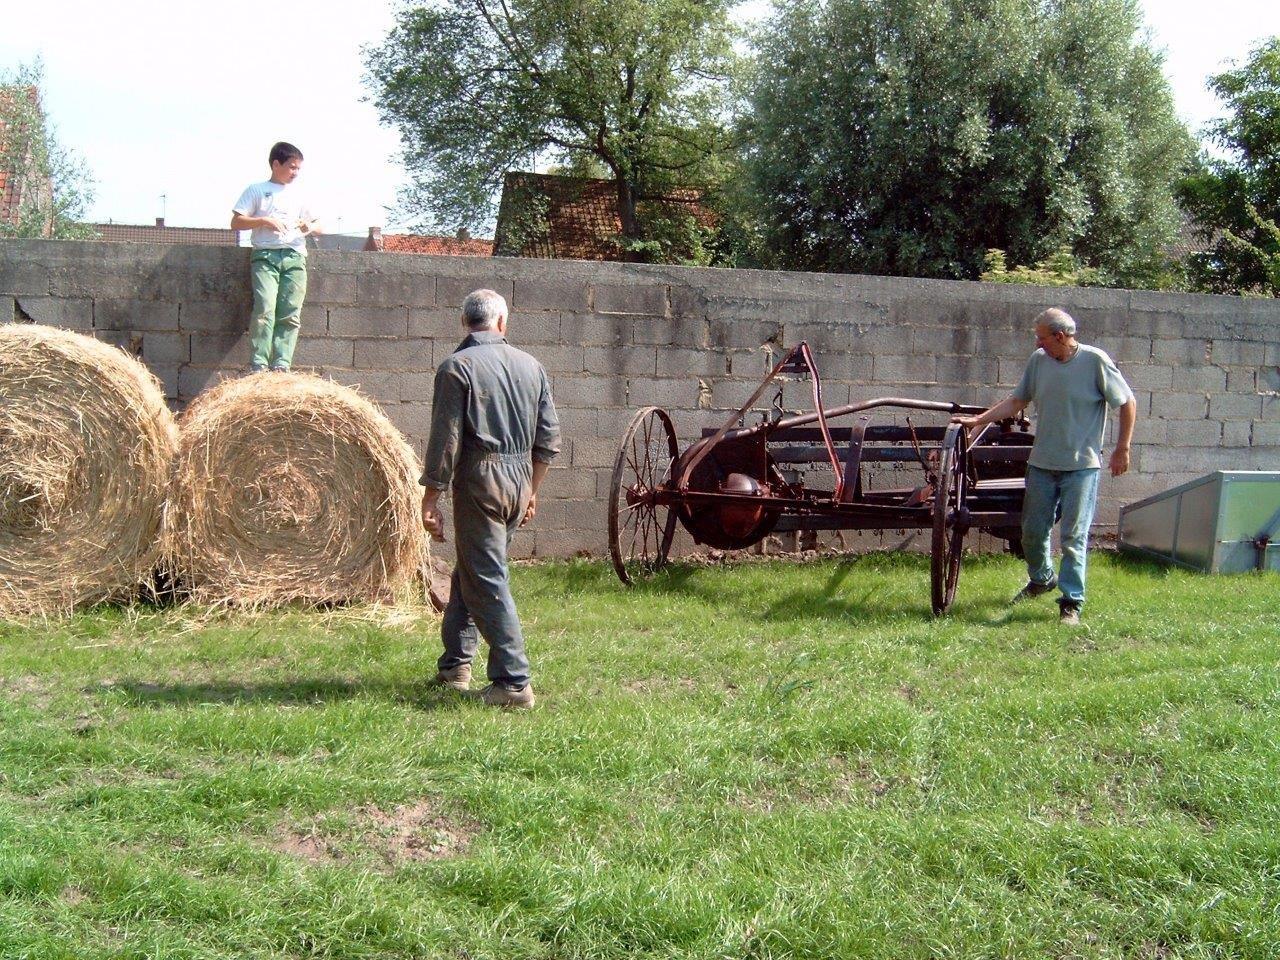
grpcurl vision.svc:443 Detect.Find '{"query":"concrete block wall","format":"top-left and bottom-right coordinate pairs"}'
top-left (3, 239), bottom-right (1277, 561)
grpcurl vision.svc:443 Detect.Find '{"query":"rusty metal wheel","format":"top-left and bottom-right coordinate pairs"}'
top-left (931, 424), bottom-right (969, 615)
top-left (609, 406), bottom-right (679, 584)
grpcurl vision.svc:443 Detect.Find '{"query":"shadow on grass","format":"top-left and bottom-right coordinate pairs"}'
top-left (610, 552), bottom-right (1020, 627)
top-left (97, 678), bottom-right (474, 712)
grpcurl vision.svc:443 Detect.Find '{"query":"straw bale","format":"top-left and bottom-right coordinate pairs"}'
top-left (164, 372), bottom-right (427, 607)
top-left (0, 324), bottom-right (178, 616)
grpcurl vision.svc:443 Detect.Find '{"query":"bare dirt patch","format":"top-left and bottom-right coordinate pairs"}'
top-left (275, 799), bottom-right (479, 868)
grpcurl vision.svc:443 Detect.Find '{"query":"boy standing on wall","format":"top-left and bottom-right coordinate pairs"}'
top-left (230, 142), bottom-right (320, 372)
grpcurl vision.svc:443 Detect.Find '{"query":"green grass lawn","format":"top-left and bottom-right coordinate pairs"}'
top-left (1, 552), bottom-right (1277, 959)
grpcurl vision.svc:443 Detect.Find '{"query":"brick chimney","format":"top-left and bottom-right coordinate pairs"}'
top-left (456, 226), bottom-right (471, 242)
top-left (155, 217), bottom-right (165, 227)
top-left (364, 226), bottom-right (383, 252)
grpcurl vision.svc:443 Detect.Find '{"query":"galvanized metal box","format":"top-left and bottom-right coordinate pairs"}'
top-left (1118, 471), bottom-right (1280, 573)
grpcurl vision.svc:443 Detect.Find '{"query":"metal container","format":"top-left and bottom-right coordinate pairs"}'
top-left (1118, 471), bottom-right (1280, 573)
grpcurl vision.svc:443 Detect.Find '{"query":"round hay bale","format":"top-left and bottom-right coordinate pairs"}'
top-left (164, 372), bottom-right (427, 607)
top-left (0, 323), bottom-right (178, 617)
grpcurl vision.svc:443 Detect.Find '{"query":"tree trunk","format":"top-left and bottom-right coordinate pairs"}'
top-left (616, 175), bottom-right (642, 262)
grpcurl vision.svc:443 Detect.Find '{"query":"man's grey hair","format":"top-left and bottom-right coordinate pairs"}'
top-left (462, 289), bottom-right (507, 330)
top-left (1035, 307), bottom-right (1077, 336)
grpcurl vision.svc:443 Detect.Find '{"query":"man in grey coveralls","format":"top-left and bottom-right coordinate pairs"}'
top-left (421, 289), bottom-right (560, 708)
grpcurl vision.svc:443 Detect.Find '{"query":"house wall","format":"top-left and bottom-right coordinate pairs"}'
top-left (3, 239), bottom-right (1277, 561)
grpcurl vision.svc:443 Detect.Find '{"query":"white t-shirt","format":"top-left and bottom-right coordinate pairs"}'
top-left (232, 180), bottom-right (313, 253)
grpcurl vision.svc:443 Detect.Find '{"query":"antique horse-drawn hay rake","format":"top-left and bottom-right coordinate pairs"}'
top-left (607, 343), bottom-right (1034, 614)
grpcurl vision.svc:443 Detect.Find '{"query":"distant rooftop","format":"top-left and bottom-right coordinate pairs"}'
top-left (92, 218), bottom-right (238, 245)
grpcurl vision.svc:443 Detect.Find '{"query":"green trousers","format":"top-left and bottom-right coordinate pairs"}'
top-left (248, 248), bottom-right (307, 371)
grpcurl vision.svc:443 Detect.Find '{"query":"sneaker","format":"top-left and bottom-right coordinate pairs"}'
top-left (1012, 577), bottom-right (1058, 603)
top-left (269, 365), bottom-right (289, 373)
top-left (480, 682), bottom-right (535, 709)
top-left (1058, 601), bottom-right (1081, 625)
top-left (431, 663), bottom-right (471, 691)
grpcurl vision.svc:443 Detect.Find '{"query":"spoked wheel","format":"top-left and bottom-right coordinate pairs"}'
top-left (931, 424), bottom-right (970, 615)
top-left (608, 406), bottom-right (679, 585)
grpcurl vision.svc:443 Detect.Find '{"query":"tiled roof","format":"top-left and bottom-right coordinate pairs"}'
top-left (92, 222), bottom-right (239, 245)
top-left (370, 231), bottom-right (494, 256)
top-left (0, 86), bottom-right (40, 227)
top-left (492, 171), bottom-right (713, 261)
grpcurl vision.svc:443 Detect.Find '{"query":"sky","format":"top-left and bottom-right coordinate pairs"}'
top-left (2, 0), bottom-right (1277, 235)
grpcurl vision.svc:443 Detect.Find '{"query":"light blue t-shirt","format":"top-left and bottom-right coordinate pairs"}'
top-left (1013, 344), bottom-right (1133, 471)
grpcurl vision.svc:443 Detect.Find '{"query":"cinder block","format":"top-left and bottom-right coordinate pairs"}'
top-left (1150, 392), bottom-right (1207, 420)
top-left (530, 528), bottom-right (595, 559)
top-left (553, 406), bottom-right (598, 439)
top-left (383, 401), bottom-right (434, 439)
top-left (95, 299), bottom-right (180, 332)
top-left (934, 354), bottom-right (999, 385)
top-left (1122, 364), bottom-right (1174, 391)
top-left (293, 337), bottom-right (354, 368)
top-left (328, 306), bottom-right (408, 338)
top-left (357, 272), bottom-right (436, 308)
top-left (178, 365), bottom-right (234, 399)
top-left (532, 344), bottom-right (585, 375)
top-left (408, 307), bottom-right (463, 338)
top-left (785, 321), bottom-right (860, 355)
top-left (190, 333), bottom-right (249, 366)
top-left (1224, 367), bottom-right (1257, 393)
top-left (353, 338), bottom-right (432, 370)
top-left (1208, 393), bottom-right (1262, 420)
top-left (1152, 338), bottom-right (1209, 364)
top-left (656, 347), bottom-right (727, 378)
top-left (13, 296), bottom-right (92, 329)
top-left (94, 329), bottom-right (145, 358)
top-left (1252, 419), bottom-right (1280, 446)
top-left (570, 436), bottom-right (620, 468)
top-left (544, 465), bottom-right (599, 500)
top-left (142, 332), bottom-right (191, 365)
top-left (0, 258), bottom-right (51, 296)
top-left (327, 369), bottom-right (402, 404)
top-left (180, 301), bottom-right (244, 334)
top-left (596, 407), bottom-right (642, 438)
top-left (593, 283), bottom-right (668, 316)
top-left (397, 371), bottom-right (435, 403)
top-left (513, 277), bottom-right (589, 311)
top-left (629, 316), bottom-right (706, 348)
top-left (559, 312), bottom-right (631, 347)
top-left (536, 498), bottom-right (604, 531)
top-left (306, 272), bottom-right (358, 306)
top-left (584, 345), bottom-right (653, 376)
top-left (509, 310), bottom-right (561, 345)
top-left (626, 377), bottom-right (700, 408)
top-left (149, 362), bottom-right (180, 401)
top-left (872, 354), bottom-right (936, 384)
top-left (1093, 336), bottom-right (1152, 363)
top-left (1159, 419), bottom-right (1221, 446)
top-left (549, 375), bottom-right (626, 407)
top-left (1221, 420), bottom-right (1252, 447)
top-left (437, 276), bottom-right (514, 308)
top-left (708, 317), bottom-right (782, 350)
top-left (1211, 339), bottom-right (1268, 366)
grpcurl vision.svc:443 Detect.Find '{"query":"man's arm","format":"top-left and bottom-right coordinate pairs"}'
top-left (231, 211), bottom-right (285, 233)
top-left (952, 394), bottom-right (1028, 431)
top-left (521, 371), bottom-right (561, 527)
top-left (1108, 396), bottom-right (1137, 477)
top-left (420, 364), bottom-right (467, 541)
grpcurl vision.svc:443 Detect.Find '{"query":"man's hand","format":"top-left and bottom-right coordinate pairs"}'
top-left (951, 414), bottom-right (984, 430)
top-left (521, 493), bottom-right (537, 528)
top-left (421, 492), bottom-right (446, 541)
top-left (261, 216), bottom-right (287, 234)
top-left (1109, 446), bottom-right (1131, 477)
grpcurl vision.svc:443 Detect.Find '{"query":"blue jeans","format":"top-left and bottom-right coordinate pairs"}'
top-left (1022, 465), bottom-right (1100, 608)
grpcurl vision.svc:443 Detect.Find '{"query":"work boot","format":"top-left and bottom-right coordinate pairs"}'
top-left (1058, 600), bottom-right (1082, 625)
top-left (432, 663), bottom-right (471, 691)
top-left (1012, 577), bottom-right (1057, 603)
top-left (480, 682), bottom-right (535, 709)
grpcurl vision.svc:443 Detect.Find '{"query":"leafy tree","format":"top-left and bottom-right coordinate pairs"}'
top-left (1178, 37), bottom-right (1280, 295)
top-left (745, 0), bottom-right (1192, 285)
top-left (364, 0), bottom-right (740, 261)
top-left (980, 246), bottom-right (1102, 286)
top-left (0, 61), bottom-right (95, 240)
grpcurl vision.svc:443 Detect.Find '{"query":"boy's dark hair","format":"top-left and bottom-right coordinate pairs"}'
top-left (269, 142), bottom-right (303, 166)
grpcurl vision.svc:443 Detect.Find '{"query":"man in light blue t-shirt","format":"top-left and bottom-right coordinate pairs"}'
top-left (954, 308), bottom-right (1137, 624)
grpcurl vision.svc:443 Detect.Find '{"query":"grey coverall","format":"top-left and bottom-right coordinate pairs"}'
top-left (421, 330), bottom-right (560, 688)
